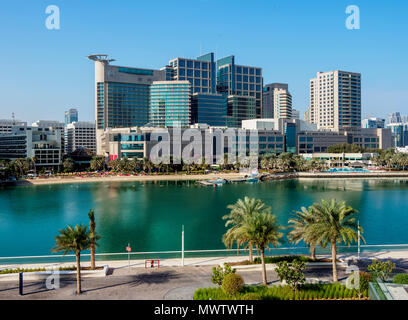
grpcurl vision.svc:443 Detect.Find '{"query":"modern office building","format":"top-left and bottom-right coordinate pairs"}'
top-left (149, 81), bottom-right (191, 128)
top-left (66, 121), bottom-right (96, 154)
top-left (216, 55), bottom-right (263, 117)
top-left (226, 95), bottom-right (256, 128)
top-left (262, 83), bottom-right (292, 119)
top-left (308, 70), bottom-right (361, 131)
top-left (64, 108), bottom-right (78, 125)
top-left (191, 93), bottom-right (227, 127)
top-left (362, 117), bottom-right (385, 129)
top-left (388, 112), bottom-right (402, 124)
top-left (0, 119), bottom-right (27, 134)
top-left (0, 125), bottom-right (62, 169)
top-left (165, 53), bottom-right (216, 94)
top-left (387, 123), bottom-right (405, 147)
top-left (88, 54), bottom-right (166, 154)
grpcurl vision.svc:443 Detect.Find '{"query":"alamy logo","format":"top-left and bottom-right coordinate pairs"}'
top-left (45, 5), bottom-right (60, 30)
top-left (345, 265), bottom-right (360, 289)
top-left (345, 5), bottom-right (360, 30)
top-left (45, 267), bottom-right (60, 290)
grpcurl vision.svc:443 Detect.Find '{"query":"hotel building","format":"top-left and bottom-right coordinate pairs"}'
top-left (308, 70), bottom-right (361, 131)
top-left (88, 54), bottom-right (166, 154)
top-left (262, 83), bottom-right (292, 119)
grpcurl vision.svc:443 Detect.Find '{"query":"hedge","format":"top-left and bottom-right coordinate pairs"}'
top-left (194, 283), bottom-right (368, 300)
top-left (393, 273), bottom-right (408, 284)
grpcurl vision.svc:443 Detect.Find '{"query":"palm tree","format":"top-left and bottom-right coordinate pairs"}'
top-left (287, 206), bottom-right (317, 260)
top-left (88, 209), bottom-right (101, 270)
top-left (307, 199), bottom-right (364, 282)
top-left (239, 212), bottom-right (283, 285)
top-left (223, 197), bottom-right (271, 262)
top-left (52, 224), bottom-right (91, 294)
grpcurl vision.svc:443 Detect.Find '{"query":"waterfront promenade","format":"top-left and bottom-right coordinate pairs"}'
top-left (0, 250), bottom-right (407, 300)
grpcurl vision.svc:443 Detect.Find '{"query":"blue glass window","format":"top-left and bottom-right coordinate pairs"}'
top-left (202, 71), bottom-right (208, 78)
top-left (237, 75), bottom-right (242, 81)
top-left (202, 79), bottom-right (208, 86)
top-left (194, 70), bottom-right (200, 77)
top-left (249, 76), bottom-right (254, 83)
top-left (179, 68), bottom-right (185, 76)
top-left (256, 69), bottom-right (261, 75)
top-left (179, 59), bottom-right (185, 67)
top-left (187, 60), bottom-right (193, 68)
top-left (250, 84), bottom-right (254, 90)
top-left (243, 67), bottom-right (248, 74)
top-left (243, 76), bottom-right (248, 82)
top-left (187, 69), bottom-right (193, 77)
top-left (194, 79), bottom-right (200, 86)
top-left (202, 63), bottom-right (208, 70)
top-left (249, 68), bottom-right (254, 75)
top-left (237, 66), bottom-right (242, 74)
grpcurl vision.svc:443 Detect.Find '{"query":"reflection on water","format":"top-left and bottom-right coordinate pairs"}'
top-left (0, 178), bottom-right (407, 257)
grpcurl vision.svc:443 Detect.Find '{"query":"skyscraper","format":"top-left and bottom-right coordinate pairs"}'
top-left (216, 55), bottom-right (263, 118)
top-left (149, 81), bottom-right (191, 127)
top-left (64, 108), bottom-right (78, 125)
top-left (191, 93), bottom-right (227, 127)
top-left (362, 117), bottom-right (385, 129)
top-left (88, 54), bottom-right (166, 154)
top-left (388, 112), bottom-right (402, 124)
top-left (308, 70), bottom-right (361, 131)
top-left (165, 53), bottom-right (216, 94)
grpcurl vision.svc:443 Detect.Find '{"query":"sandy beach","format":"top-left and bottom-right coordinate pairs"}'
top-left (17, 172), bottom-right (246, 186)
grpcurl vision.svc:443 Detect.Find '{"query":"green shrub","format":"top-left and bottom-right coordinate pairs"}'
top-left (222, 273), bottom-right (244, 297)
top-left (240, 293), bottom-right (261, 300)
top-left (359, 271), bottom-right (371, 291)
top-left (211, 263), bottom-right (236, 286)
top-left (393, 273), bottom-right (408, 284)
top-left (253, 255), bottom-right (313, 264)
top-left (368, 260), bottom-right (396, 281)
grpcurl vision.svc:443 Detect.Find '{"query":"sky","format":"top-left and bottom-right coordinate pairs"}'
top-left (0, 0), bottom-right (407, 124)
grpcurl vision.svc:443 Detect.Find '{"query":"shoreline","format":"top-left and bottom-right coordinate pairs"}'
top-left (13, 171), bottom-right (408, 186)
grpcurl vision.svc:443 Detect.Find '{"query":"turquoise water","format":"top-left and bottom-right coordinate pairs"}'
top-left (326, 168), bottom-right (370, 173)
top-left (0, 179), bottom-right (408, 260)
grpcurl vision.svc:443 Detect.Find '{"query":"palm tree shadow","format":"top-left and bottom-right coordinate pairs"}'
top-left (83, 270), bottom-right (181, 293)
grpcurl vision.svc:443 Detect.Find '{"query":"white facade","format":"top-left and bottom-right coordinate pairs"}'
top-left (0, 119), bottom-right (27, 134)
top-left (273, 88), bottom-right (292, 119)
top-left (308, 70), bottom-right (361, 131)
top-left (66, 121), bottom-right (96, 154)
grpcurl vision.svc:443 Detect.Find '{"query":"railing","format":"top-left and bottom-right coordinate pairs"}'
top-left (0, 244), bottom-right (408, 265)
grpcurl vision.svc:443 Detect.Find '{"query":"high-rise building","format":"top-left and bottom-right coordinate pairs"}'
top-left (149, 81), bottom-right (191, 127)
top-left (388, 112), bottom-right (402, 124)
top-left (191, 93), bottom-right (227, 127)
top-left (262, 83), bottom-right (291, 119)
top-left (291, 109), bottom-right (300, 120)
top-left (308, 70), bottom-right (361, 131)
top-left (88, 54), bottom-right (166, 154)
top-left (66, 121), bottom-right (96, 154)
top-left (226, 95), bottom-right (256, 128)
top-left (165, 53), bottom-right (216, 94)
top-left (273, 88), bottom-right (292, 120)
top-left (362, 117), bottom-right (385, 129)
top-left (387, 123), bottom-right (405, 147)
top-left (64, 108), bottom-right (78, 125)
top-left (216, 55), bottom-right (262, 118)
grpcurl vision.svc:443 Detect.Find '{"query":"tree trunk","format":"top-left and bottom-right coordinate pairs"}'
top-left (331, 241), bottom-right (338, 282)
top-left (249, 243), bottom-right (253, 263)
top-left (76, 252), bottom-right (82, 294)
top-left (260, 247), bottom-right (267, 286)
top-left (90, 243), bottom-right (95, 270)
top-left (310, 244), bottom-right (316, 260)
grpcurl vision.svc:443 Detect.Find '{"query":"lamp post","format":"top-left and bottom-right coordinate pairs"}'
top-left (181, 225), bottom-right (184, 267)
top-left (357, 220), bottom-right (361, 260)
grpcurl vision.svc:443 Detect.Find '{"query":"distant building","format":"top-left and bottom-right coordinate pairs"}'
top-left (292, 109), bottom-right (300, 120)
top-left (64, 108), bottom-right (78, 125)
top-left (66, 121), bottom-right (96, 154)
top-left (387, 123), bottom-right (405, 147)
top-left (262, 83), bottom-right (290, 118)
top-left (362, 117), bottom-right (385, 129)
top-left (308, 70), bottom-right (361, 131)
top-left (388, 112), bottom-right (402, 124)
top-left (32, 120), bottom-right (65, 161)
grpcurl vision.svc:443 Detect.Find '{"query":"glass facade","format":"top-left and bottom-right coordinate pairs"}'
top-left (97, 82), bottom-right (150, 129)
top-left (191, 94), bottom-right (227, 127)
top-left (226, 95), bottom-right (256, 128)
top-left (285, 123), bottom-right (297, 153)
top-left (149, 81), bottom-right (191, 127)
top-left (216, 55), bottom-right (262, 117)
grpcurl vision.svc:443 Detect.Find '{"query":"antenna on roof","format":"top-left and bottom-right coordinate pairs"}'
top-left (12, 112), bottom-right (15, 125)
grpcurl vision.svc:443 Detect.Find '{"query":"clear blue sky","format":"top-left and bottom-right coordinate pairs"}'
top-left (0, 0), bottom-right (407, 123)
